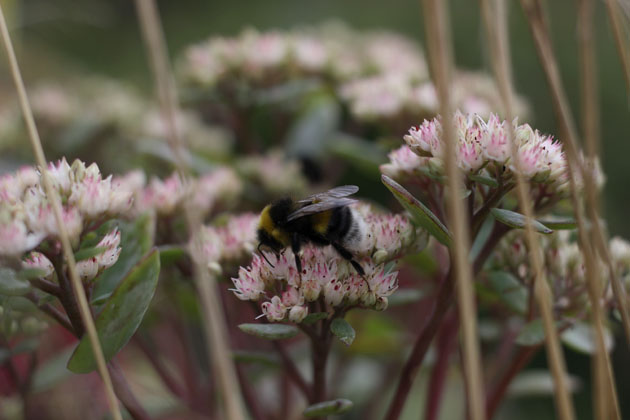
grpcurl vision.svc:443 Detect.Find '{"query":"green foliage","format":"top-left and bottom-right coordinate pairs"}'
top-left (238, 323), bottom-right (300, 340)
top-left (303, 399), bottom-right (353, 417)
top-left (92, 213), bottom-right (155, 304)
top-left (491, 208), bottom-right (553, 234)
top-left (0, 268), bottom-right (31, 296)
top-left (330, 318), bottom-right (356, 346)
top-left (487, 271), bottom-right (528, 315)
top-left (302, 312), bottom-right (328, 325)
top-left (232, 350), bottom-right (280, 367)
top-left (68, 250), bottom-right (161, 373)
top-left (381, 174), bottom-right (452, 246)
top-left (515, 319), bottom-right (545, 346)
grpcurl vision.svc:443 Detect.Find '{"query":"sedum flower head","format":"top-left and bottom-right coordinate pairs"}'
top-left (0, 158), bottom-right (133, 256)
top-left (229, 204), bottom-right (427, 322)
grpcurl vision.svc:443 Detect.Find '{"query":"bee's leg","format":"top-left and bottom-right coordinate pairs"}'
top-left (331, 242), bottom-right (370, 290)
top-left (291, 233), bottom-right (303, 286)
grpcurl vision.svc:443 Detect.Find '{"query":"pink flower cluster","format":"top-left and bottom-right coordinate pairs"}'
top-left (0, 159), bottom-right (133, 256)
top-left (129, 167), bottom-right (243, 217)
top-left (190, 213), bottom-right (259, 275)
top-left (382, 112), bottom-right (603, 196)
top-left (230, 204), bottom-right (427, 322)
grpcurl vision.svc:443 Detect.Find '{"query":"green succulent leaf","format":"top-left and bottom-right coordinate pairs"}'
top-left (301, 312), bottom-right (328, 325)
top-left (381, 175), bottom-right (452, 246)
top-left (67, 250), bottom-right (161, 373)
top-left (538, 216), bottom-right (577, 230)
top-left (238, 323), bottom-right (300, 340)
top-left (491, 208), bottom-right (553, 234)
top-left (92, 213), bottom-right (154, 304)
top-left (487, 271), bottom-right (528, 315)
top-left (469, 173), bottom-right (499, 188)
top-left (515, 319), bottom-right (545, 346)
top-left (561, 322), bottom-right (614, 355)
top-left (330, 318), bottom-right (356, 346)
top-left (74, 246), bottom-right (106, 262)
top-left (157, 245), bottom-right (187, 266)
top-left (0, 268), bottom-right (31, 296)
top-left (303, 399), bottom-right (353, 417)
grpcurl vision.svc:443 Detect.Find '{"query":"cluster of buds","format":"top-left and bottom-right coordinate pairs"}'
top-left (190, 213), bottom-right (259, 275)
top-left (490, 230), bottom-right (630, 315)
top-left (74, 228), bottom-right (122, 281)
top-left (230, 204), bottom-right (427, 323)
top-left (382, 111), bottom-right (603, 199)
top-left (340, 72), bottom-right (528, 124)
top-left (0, 158), bottom-right (133, 256)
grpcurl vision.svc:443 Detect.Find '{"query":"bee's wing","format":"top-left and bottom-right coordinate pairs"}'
top-left (296, 185), bottom-right (359, 205)
top-left (287, 197), bottom-right (357, 221)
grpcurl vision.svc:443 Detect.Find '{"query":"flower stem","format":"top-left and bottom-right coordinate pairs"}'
top-left (311, 336), bottom-right (332, 405)
top-left (108, 360), bottom-right (151, 420)
top-left (272, 340), bottom-right (312, 400)
top-left (485, 345), bottom-right (539, 419)
top-left (384, 269), bottom-right (454, 420)
top-left (425, 310), bottom-right (458, 420)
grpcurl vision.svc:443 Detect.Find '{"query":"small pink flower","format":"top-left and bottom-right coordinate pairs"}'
top-left (0, 220), bottom-right (45, 256)
top-left (46, 158), bottom-right (73, 195)
top-left (323, 279), bottom-right (346, 307)
top-left (95, 228), bottom-right (122, 270)
top-left (379, 145), bottom-right (427, 180)
top-left (480, 114), bottom-right (511, 163)
top-left (261, 296), bottom-right (287, 322)
top-left (22, 251), bottom-right (54, 279)
top-left (231, 266), bottom-right (266, 301)
top-left (76, 257), bottom-right (99, 281)
top-left (288, 305), bottom-right (309, 323)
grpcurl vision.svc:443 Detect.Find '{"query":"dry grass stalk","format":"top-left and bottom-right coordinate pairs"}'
top-left (0, 5), bottom-right (123, 420)
top-left (604, 0), bottom-right (630, 93)
top-left (479, 1), bottom-right (576, 419)
top-left (577, 0), bottom-right (614, 417)
top-left (520, 0), bottom-right (630, 351)
top-left (134, 0), bottom-right (245, 418)
top-left (520, 0), bottom-right (624, 418)
top-left (421, 1), bottom-right (486, 419)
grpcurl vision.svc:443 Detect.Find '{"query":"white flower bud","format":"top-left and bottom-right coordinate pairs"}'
top-left (288, 305), bottom-right (308, 323)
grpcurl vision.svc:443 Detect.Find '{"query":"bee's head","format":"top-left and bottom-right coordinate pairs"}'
top-left (257, 203), bottom-right (290, 267)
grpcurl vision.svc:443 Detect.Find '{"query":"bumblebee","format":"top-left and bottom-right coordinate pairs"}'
top-left (257, 185), bottom-right (367, 276)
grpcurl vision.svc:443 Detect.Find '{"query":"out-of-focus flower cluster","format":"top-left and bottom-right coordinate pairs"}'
top-left (0, 78), bottom-right (233, 170)
top-left (381, 111), bottom-right (604, 199)
top-left (0, 158), bottom-right (133, 256)
top-left (228, 204), bottom-right (428, 322)
top-left (340, 72), bottom-right (528, 124)
top-left (237, 150), bottom-right (308, 198)
top-left (190, 213), bottom-right (259, 275)
top-left (177, 24), bottom-right (427, 89)
top-left (491, 230), bottom-right (630, 315)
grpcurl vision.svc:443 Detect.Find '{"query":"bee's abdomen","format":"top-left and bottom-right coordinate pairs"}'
top-left (327, 206), bottom-right (352, 241)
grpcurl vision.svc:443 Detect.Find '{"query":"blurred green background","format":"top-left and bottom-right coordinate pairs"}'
top-left (2, 1), bottom-right (629, 419)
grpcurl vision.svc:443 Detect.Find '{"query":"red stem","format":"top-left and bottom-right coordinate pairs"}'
top-left (108, 360), bottom-right (152, 420)
top-left (485, 345), bottom-right (539, 419)
top-left (384, 269), bottom-right (455, 420)
top-left (425, 311), bottom-right (459, 420)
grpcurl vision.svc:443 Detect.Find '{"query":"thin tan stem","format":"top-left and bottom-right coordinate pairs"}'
top-left (0, 5), bottom-right (122, 420)
top-left (421, 1), bottom-right (486, 420)
top-left (133, 1), bottom-right (245, 418)
top-left (519, 0), bottom-right (623, 418)
top-left (519, 0), bottom-right (630, 351)
top-left (577, 0), bottom-right (613, 418)
top-left (604, 0), bottom-right (630, 93)
top-left (480, 2), bottom-right (575, 420)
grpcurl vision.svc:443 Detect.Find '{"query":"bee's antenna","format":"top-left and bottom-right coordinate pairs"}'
top-left (258, 243), bottom-right (275, 268)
